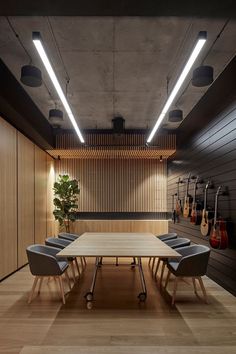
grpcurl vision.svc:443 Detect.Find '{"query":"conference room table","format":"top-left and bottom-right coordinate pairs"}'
top-left (58, 232), bottom-right (180, 308)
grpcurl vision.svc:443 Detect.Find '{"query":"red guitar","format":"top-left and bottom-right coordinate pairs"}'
top-left (209, 186), bottom-right (228, 250)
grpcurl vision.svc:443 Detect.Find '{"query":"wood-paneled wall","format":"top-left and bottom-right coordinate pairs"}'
top-left (17, 132), bottom-right (35, 267)
top-left (0, 118), bottom-right (17, 279)
top-left (167, 100), bottom-right (236, 295)
top-left (56, 159), bottom-right (167, 212)
top-left (0, 116), bottom-right (55, 280)
top-left (70, 220), bottom-right (168, 235)
top-left (35, 146), bottom-right (47, 244)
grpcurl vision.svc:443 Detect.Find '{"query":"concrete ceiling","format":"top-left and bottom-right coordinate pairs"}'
top-left (0, 16), bottom-right (236, 132)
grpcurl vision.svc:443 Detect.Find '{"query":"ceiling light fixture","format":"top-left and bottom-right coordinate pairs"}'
top-left (168, 109), bottom-right (183, 123)
top-left (192, 65), bottom-right (213, 87)
top-left (32, 32), bottom-right (84, 143)
top-left (147, 31), bottom-right (207, 143)
top-left (20, 64), bottom-right (42, 87)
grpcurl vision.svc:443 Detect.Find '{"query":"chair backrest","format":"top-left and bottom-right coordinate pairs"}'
top-left (173, 245), bottom-right (210, 276)
top-left (26, 244), bottom-right (64, 276)
top-left (158, 233), bottom-right (178, 241)
top-left (45, 237), bottom-right (71, 249)
top-left (165, 237), bottom-right (190, 249)
top-left (58, 232), bottom-right (80, 241)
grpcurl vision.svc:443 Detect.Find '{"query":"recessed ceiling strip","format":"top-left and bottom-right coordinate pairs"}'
top-left (147, 31), bottom-right (207, 143)
top-left (32, 31), bottom-right (84, 143)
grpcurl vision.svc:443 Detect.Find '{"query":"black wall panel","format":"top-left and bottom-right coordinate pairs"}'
top-left (168, 100), bottom-right (236, 295)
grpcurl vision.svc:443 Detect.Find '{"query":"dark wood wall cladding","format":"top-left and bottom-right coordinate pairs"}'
top-left (56, 158), bottom-right (167, 213)
top-left (168, 99), bottom-right (236, 295)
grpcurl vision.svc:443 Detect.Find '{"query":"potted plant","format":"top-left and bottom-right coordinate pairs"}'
top-left (53, 174), bottom-right (80, 232)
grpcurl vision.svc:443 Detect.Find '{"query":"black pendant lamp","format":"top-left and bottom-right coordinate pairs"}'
top-left (192, 65), bottom-right (213, 87)
top-left (49, 109), bottom-right (63, 127)
top-left (168, 109), bottom-right (183, 123)
top-left (20, 65), bottom-right (42, 87)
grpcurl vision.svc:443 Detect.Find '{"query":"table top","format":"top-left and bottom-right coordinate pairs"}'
top-left (57, 232), bottom-right (180, 258)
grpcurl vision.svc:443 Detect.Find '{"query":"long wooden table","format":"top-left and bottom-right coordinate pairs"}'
top-left (58, 232), bottom-right (180, 308)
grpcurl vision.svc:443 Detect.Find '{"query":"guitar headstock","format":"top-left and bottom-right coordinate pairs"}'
top-left (216, 185), bottom-right (222, 196)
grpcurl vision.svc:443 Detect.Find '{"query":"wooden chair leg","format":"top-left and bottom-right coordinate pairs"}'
top-left (148, 257), bottom-right (152, 266)
top-left (198, 276), bottom-right (208, 303)
top-left (154, 258), bottom-right (161, 278)
top-left (160, 260), bottom-right (166, 287)
top-left (151, 257), bottom-right (156, 272)
top-left (70, 261), bottom-right (76, 283)
top-left (164, 269), bottom-right (171, 289)
top-left (83, 257), bottom-right (87, 265)
top-left (74, 258), bottom-right (80, 276)
top-left (58, 276), bottom-right (65, 304)
top-left (28, 276), bottom-right (39, 304)
top-left (192, 277), bottom-right (197, 294)
top-left (172, 277), bottom-right (179, 306)
top-left (65, 269), bottom-right (72, 291)
top-left (38, 277), bottom-right (43, 294)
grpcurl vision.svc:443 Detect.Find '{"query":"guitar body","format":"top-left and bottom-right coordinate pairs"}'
top-left (190, 202), bottom-right (197, 224)
top-left (200, 209), bottom-right (211, 236)
top-left (183, 196), bottom-right (192, 217)
top-left (209, 220), bottom-right (228, 249)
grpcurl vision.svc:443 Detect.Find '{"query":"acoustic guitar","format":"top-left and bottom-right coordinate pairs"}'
top-left (209, 186), bottom-right (228, 250)
top-left (190, 177), bottom-right (201, 225)
top-left (183, 173), bottom-right (192, 217)
top-left (200, 181), bottom-right (213, 236)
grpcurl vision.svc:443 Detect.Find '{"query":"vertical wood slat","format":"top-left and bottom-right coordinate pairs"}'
top-left (55, 159), bottom-right (167, 212)
top-left (0, 117), bottom-right (17, 279)
top-left (17, 132), bottom-right (35, 267)
top-left (35, 146), bottom-right (47, 244)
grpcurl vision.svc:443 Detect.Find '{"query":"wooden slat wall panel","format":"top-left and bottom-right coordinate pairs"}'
top-left (0, 117), bottom-right (17, 279)
top-left (46, 155), bottom-right (56, 236)
top-left (70, 220), bottom-right (168, 235)
top-left (17, 132), bottom-right (35, 267)
top-left (56, 159), bottom-right (167, 212)
top-left (34, 146), bottom-right (47, 244)
top-left (167, 99), bottom-right (236, 295)
top-left (55, 132), bottom-right (176, 149)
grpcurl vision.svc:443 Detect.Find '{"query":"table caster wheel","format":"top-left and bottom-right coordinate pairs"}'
top-left (138, 292), bottom-right (147, 302)
top-left (87, 301), bottom-right (93, 309)
top-left (85, 292), bottom-right (93, 301)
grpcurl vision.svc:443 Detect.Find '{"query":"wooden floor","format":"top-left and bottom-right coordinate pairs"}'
top-left (0, 258), bottom-right (236, 354)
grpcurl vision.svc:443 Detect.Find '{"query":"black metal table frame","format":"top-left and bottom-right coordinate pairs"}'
top-left (84, 256), bottom-right (147, 308)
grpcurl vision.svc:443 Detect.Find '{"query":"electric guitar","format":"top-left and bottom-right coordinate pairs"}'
top-left (175, 178), bottom-right (182, 217)
top-left (200, 180), bottom-right (213, 236)
top-left (183, 173), bottom-right (192, 217)
top-left (209, 186), bottom-right (228, 249)
top-left (190, 177), bottom-right (201, 224)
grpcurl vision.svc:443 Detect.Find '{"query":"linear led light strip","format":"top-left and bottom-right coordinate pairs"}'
top-left (147, 31), bottom-right (207, 143)
top-left (32, 32), bottom-right (85, 143)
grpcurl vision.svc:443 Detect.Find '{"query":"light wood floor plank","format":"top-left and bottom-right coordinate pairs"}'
top-left (0, 259), bottom-right (235, 354)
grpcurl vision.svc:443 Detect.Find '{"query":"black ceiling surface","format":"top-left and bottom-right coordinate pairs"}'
top-left (0, 0), bottom-right (235, 17)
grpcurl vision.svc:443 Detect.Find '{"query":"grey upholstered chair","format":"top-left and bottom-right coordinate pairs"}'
top-left (26, 244), bottom-right (71, 304)
top-left (158, 233), bottom-right (178, 241)
top-left (149, 233), bottom-right (178, 267)
top-left (153, 237), bottom-right (191, 283)
top-left (164, 245), bottom-right (210, 305)
top-left (45, 237), bottom-right (81, 281)
top-left (58, 232), bottom-right (86, 267)
top-left (58, 232), bottom-right (80, 241)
